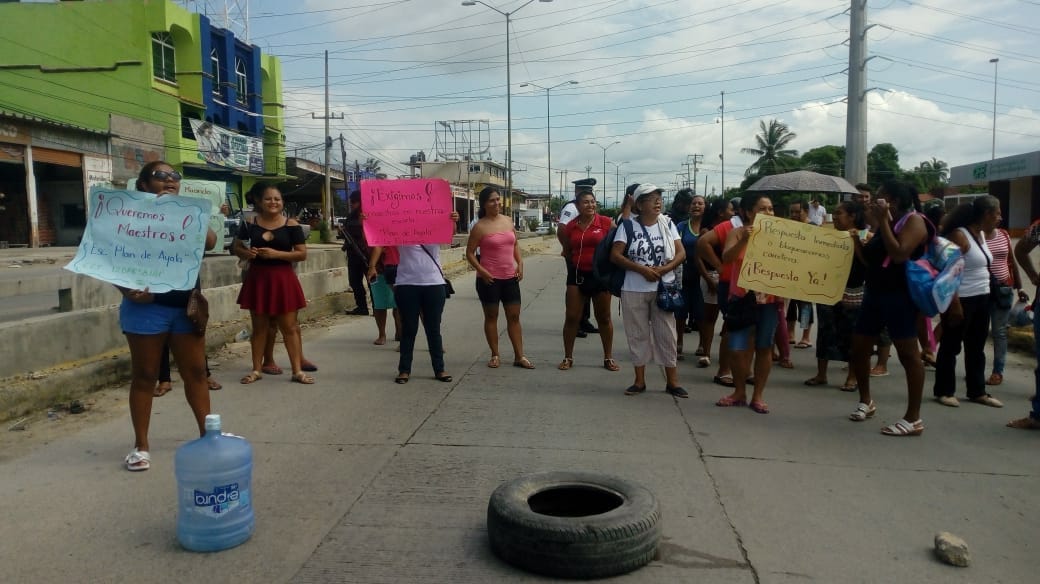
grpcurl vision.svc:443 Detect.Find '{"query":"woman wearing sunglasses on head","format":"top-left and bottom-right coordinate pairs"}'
top-left (120, 161), bottom-right (217, 471)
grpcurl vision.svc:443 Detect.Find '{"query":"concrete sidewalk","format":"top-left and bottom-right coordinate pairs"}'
top-left (0, 248), bottom-right (1036, 583)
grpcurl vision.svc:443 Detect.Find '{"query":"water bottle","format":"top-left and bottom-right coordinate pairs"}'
top-left (175, 414), bottom-right (255, 552)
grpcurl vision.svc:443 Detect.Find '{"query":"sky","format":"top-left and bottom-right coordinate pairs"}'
top-left (223, 0), bottom-right (1040, 202)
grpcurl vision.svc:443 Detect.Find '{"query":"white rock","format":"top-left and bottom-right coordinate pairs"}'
top-left (934, 531), bottom-right (970, 567)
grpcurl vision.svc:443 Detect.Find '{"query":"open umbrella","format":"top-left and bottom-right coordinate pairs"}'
top-left (746, 170), bottom-right (859, 194)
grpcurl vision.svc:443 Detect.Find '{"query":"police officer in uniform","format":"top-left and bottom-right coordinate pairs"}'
top-left (557, 177), bottom-right (599, 337)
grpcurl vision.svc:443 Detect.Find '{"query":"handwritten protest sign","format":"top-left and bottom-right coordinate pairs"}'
top-left (361, 178), bottom-right (454, 245)
top-left (64, 188), bottom-right (211, 293)
top-left (736, 215), bottom-right (853, 304)
top-left (180, 179), bottom-right (227, 248)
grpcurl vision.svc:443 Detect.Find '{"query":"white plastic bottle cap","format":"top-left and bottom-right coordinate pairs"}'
top-left (205, 414), bottom-right (222, 431)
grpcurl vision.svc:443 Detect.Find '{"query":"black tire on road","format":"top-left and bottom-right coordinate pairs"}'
top-left (487, 471), bottom-right (660, 579)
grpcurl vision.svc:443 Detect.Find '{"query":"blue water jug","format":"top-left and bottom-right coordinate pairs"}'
top-left (175, 414), bottom-right (255, 552)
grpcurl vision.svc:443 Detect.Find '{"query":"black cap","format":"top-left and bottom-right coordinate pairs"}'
top-left (572, 177), bottom-right (597, 193)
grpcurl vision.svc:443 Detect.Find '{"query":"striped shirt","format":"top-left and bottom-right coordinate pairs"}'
top-left (985, 228), bottom-right (1013, 285)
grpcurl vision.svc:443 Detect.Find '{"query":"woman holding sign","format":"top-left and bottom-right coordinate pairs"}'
top-left (717, 193), bottom-right (778, 414)
top-left (120, 161), bottom-right (217, 471)
top-left (466, 187), bottom-right (533, 370)
top-left (389, 210), bottom-right (461, 384)
top-left (233, 183), bottom-right (312, 385)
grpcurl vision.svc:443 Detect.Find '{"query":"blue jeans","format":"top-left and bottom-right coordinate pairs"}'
top-left (989, 297), bottom-right (1011, 375)
top-left (394, 284), bottom-right (446, 376)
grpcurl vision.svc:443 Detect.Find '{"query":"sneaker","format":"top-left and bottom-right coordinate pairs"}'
top-left (346, 306), bottom-right (370, 316)
top-left (936, 396), bottom-right (960, 407)
top-left (665, 385), bottom-right (689, 398)
top-left (624, 384), bottom-right (646, 396)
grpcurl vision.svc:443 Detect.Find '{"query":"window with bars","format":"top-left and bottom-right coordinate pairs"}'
top-left (151, 32), bottom-right (176, 83)
top-left (235, 58), bottom-right (247, 105)
top-left (211, 48), bottom-right (221, 96)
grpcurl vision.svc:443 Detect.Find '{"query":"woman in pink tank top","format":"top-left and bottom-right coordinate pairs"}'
top-left (465, 187), bottom-right (533, 370)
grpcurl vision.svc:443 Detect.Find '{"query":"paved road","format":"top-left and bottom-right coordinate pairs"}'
top-left (1, 249), bottom-right (1037, 583)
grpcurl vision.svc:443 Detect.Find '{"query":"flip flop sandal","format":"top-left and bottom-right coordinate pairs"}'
top-left (125, 449), bottom-right (150, 472)
top-left (558, 357), bottom-right (574, 371)
top-left (154, 382), bottom-right (173, 397)
top-left (395, 374), bottom-right (409, 384)
top-left (513, 357), bottom-right (536, 369)
top-left (803, 378), bottom-right (828, 386)
top-left (849, 401), bottom-right (876, 421)
top-left (778, 360), bottom-right (794, 369)
top-left (261, 364), bottom-right (283, 375)
top-left (794, 342), bottom-right (812, 349)
top-left (715, 395), bottom-right (747, 407)
top-left (207, 378), bottom-right (223, 391)
top-left (697, 357), bottom-right (711, 368)
top-left (291, 372), bottom-right (315, 384)
top-left (603, 358), bottom-right (620, 372)
top-left (434, 374), bottom-right (453, 383)
top-left (839, 384), bottom-right (858, 392)
top-left (487, 356), bottom-right (501, 369)
top-left (713, 375), bottom-right (735, 387)
top-left (1007, 417), bottom-right (1040, 430)
top-left (240, 371), bottom-right (262, 384)
top-left (301, 360), bottom-right (318, 372)
top-left (749, 401), bottom-right (770, 414)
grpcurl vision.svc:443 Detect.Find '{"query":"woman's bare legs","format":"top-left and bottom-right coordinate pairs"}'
top-left (276, 312), bottom-right (304, 375)
top-left (482, 304), bottom-right (500, 359)
top-left (562, 286), bottom-right (583, 360)
top-left (504, 303), bottom-right (525, 362)
top-left (249, 311), bottom-right (270, 373)
top-left (126, 333), bottom-right (168, 452)
top-left (592, 291), bottom-right (614, 361)
top-left (168, 332), bottom-right (211, 437)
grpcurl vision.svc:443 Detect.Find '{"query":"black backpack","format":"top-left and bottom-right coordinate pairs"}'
top-left (592, 218), bottom-right (635, 297)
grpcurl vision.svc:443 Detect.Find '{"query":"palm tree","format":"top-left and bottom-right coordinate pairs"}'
top-left (741, 119), bottom-right (799, 177)
top-left (363, 157), bottom-right (382, 174)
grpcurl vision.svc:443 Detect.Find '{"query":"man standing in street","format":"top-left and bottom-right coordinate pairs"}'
top-left (557, 177), bottom-right (598, 337)
top-left (342, 190), bottom-right (370, 316)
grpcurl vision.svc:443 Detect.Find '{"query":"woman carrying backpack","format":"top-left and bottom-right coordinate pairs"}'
top-left (848, 180), bottom-right (930, 436)
top-left (932, 196), bottom-right (1004, 408)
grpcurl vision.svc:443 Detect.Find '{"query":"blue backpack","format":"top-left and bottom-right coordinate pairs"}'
top-left (592, 219), bottom-right (635, 297)
top-left (890, 212), bottom-right (964, 317)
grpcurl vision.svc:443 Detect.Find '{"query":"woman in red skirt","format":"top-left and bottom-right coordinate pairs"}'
top-left (233, 183), bottom-right (313, 384)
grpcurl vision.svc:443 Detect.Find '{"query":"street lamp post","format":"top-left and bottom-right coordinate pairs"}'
top-left (990, 57), bottom-right (999, 160)
top-left (520, 80), bottom-right (578, 199)
top-left (589, 141), bottom-right (620, 207)
top-left (462, 0), bottom-right (554, 206)
top-left (606, 161), bottom-right (628, 209)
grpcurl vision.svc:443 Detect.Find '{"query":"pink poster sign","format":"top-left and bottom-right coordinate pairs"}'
top-left (361, 178), bottom-right (455, 245)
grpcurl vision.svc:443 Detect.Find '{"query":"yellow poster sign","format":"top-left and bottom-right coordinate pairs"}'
top-left (736, 215), bottom-right (853, 304)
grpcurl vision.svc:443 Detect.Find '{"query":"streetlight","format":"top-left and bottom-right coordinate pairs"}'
top-left (589, 141), bottom-right (620, 207)
top-left (462, 0), bottom-right (554, 207)
top-left (606, 160), bottom-right (628, 208)
top-left (990, 57), bottom-right (999, 160)
top-left (717, 90), bottom-right (725, 195)
top-left (520, 80), bottom-right (578, 199)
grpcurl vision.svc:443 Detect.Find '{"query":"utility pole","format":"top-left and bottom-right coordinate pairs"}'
top-left (689, 154), bottom-right (703, 195)
top-left (844, 0), bottom-right (869, 185)
top-left (585, 165), bottom-right (592, 178)
top-left (681, 160), bottom-right (693, 189)
top-left (339, 134), bottom-right (348, 223)
top-left (312, 50), bottom-right (343, 242)
top-left (703, 174), bottom-right (708, 198)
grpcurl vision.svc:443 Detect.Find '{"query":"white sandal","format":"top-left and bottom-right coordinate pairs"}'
top-left (125, 449), bottom-right (151, 472)
top-left (848, 401), bottom-right (876, 422)
top-left (881, 418), bottom-right (924, 436)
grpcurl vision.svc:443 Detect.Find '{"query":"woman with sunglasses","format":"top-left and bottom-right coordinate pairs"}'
top-left (120, 161), bottom-right (217, 471)
top-left (558, 190), bottom-right (617, 371)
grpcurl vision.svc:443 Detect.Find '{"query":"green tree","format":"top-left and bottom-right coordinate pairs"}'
top-left (363, 157), bottom-right (382, 174)
top-left (799, 145), bottom-right (846, 176)
top-left (740, 119), bottom-right (800, 178)
top-left (867, 143), bottom-right (902, 186)
top-left (909, 157), bottom-right (949, 192)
